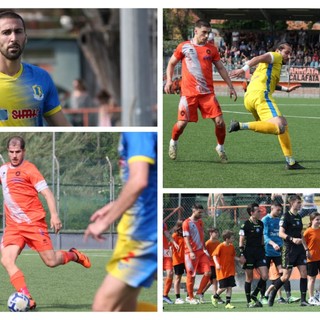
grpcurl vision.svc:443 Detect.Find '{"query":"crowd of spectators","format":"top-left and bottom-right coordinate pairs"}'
top-left (213, 29), bottom-right (320, 71)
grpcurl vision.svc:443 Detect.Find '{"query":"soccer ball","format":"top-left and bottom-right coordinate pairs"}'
top-left (7, 292), bottom-right (30, 312)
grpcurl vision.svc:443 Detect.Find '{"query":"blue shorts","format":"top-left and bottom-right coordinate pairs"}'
top-left (107, 234), bottom-right (157, 288)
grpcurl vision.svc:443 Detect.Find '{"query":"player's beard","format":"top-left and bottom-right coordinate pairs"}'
top-left (1, 41), bottom-right (26, 61)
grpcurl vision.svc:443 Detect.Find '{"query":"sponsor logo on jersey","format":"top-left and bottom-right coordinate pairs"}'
top-left (12, 109), bottom-right (39, 119)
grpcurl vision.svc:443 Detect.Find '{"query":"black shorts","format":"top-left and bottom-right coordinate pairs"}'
top-left (265, 256), bottom-right (282, 269)
top-left (243, 247), bottom-right (267, 269)
top-left (281, 244), bottom-right (306, 269)
top-left (173, 263), bottom-right (186, 275)
top-left (307, 261), bottom-right (320, 277)
top-left (210, 266), bottom-right (217, 280)
top-left (218, 276), bottom-right (236, 289)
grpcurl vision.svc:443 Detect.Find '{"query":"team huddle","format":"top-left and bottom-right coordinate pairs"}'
top-left (163, 195), bottom-right (320, 309)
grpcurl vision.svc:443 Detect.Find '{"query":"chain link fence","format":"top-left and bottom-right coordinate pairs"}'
top-left (163, 193), bottom-right (320, 246)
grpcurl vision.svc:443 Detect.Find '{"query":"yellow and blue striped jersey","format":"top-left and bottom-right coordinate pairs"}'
top-left (117, 132), bottom-right (157, 242)
top-left (0, 63), bottom-right (61, 126)
top-left (247, 52), bottom-right (283, 95)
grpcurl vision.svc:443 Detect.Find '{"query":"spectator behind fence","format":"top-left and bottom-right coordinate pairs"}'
top-left (96, 90), bottom-right (121, 127)
top-left (70, 79), bottom-right (91, 126)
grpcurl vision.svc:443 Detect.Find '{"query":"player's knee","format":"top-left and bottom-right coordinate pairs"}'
top-left (278, 125), bottom-right (286, 134)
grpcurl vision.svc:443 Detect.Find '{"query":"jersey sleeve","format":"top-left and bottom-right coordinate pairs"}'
top-left (173, 42), bottom-right (184, 61)
top-left (28, 163), bottom-right (48, 192)
top-left (123, 132), bottom-right (157, 165)
top-left (271, 52), bottom-right (283, 65)
top-left (42, 71), bottom-right (62, 116)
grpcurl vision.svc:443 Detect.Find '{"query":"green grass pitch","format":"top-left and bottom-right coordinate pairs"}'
top-left (0, 250), bottom-right (157, 312)
top-left (163, 292), bottom-right (319, 312)
top-left (163, 94), bottom-right (320, 188)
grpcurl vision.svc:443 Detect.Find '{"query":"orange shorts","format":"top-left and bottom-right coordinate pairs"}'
top-left (184, 250), bottom-right (211, 277)
top-left (163, 256), bottom-right (173, 270)
top-left (1, 219), bottom-right (53, 252)
top-left (177, 93), bottom-right (222, 122)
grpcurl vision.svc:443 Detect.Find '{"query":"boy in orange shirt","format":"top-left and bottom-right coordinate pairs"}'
top-left (304, 211), bottom-right (320, 305)
top-left (196, 228), bottom-right (222, 303)
top-left (212, 230), bottom-right (240, 309)
top-left (171, 220), bottom-right (186, 304)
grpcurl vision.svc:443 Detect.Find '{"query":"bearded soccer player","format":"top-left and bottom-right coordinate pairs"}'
top-left (84, 132), bottom-right (157, 311)
top-left (164, 19), bottom-right (237, 163)
top-left (183, 203), bottom-right (211, 305)
top-left (229, 42), bottom-right (303, 170)
top-left (0, 136), bottom-right (91, 310)
top-left (0, 11), bottom-right (71, 126)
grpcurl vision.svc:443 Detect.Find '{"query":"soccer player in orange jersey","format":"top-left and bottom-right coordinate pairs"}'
top-left (183, 203), bottom-right (211, 305)
top-left (0, 136), bottom-right (91, 310)
top-left (304, 212), bottom-right (320, 305)
top-left (212, 230), bottom-right (240, 309)
top-left (164, 19), bottom-right (237, 163)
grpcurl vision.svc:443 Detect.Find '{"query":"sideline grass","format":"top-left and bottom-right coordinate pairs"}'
top-left (163, 292), bottom-right (318, 312)
top-left (163, 94), bottom-right (320, 188)
top-left (0, 250), bottom-right (157, 312)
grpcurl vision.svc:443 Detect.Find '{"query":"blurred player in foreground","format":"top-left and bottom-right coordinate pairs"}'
top-left (0, 136), bottom-right (90, 310)
top-left (164, 19), bottom-right (237, 163)
top-left (0, 11), bottom-right (71, 126)
top-left (84, 132), bottom-right (157, 311)
top-left (229, 42), bottom-right (303, 170)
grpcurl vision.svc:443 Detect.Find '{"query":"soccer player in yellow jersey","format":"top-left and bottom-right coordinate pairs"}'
top-left (0, 11), bottom-right (71, 126)
top-left (229, 42), bottom-right (303, 170)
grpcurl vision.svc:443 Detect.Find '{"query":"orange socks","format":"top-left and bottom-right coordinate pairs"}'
top-left (197, 274), bottom-right (211, 295)
top-left (10, 270), bottom-right (30, 296)
top-left (164, 276), bottom-right (173, 296)
top-left (171, 123), bottom-right (184, 141)
top-left (58, 250), bottom-right (77, 265)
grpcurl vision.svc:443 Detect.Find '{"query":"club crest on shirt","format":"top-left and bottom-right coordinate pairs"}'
top-left (32, 85), bottom-right (44, 101)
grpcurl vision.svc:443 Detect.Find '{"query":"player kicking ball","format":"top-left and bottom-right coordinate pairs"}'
top-left (229, 42), bottom-right (304, 170)
top-left (0, 136), bottom-right (91, 310)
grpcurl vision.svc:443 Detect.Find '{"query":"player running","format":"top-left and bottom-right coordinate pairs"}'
top-left (164, 19), bottom-right (237, 163)
top-left (229, 42), bottom-right (303, 170)
top-left (0, 136), bottom-right (90, 310)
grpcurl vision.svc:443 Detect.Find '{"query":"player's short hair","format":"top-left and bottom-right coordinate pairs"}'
top-left (192, 203), bottom-right (204, 210)
top-left (7, 136), bottom-right (25, 150)
top-left (288, 194), bottom-right (302, 205)
top-left (273, 41), bottom-right (291, 51)
top-left (247, 203), bottom-right (259, 216)
top-left (222, 230), bottom-right (234, 241)
top-left (0, 11), bottom-right (26, 31)
top-left (271, 200), bottom-right (282, 208)
top-left (194, 19), bottom-right (211, 29)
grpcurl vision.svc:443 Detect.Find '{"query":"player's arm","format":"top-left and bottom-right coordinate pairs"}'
top-left (164, 55), bottom-right (180, 94)
top-left (45, 110), bottom-right (72, 126)
top-left (213, 255), bottom-right (220, 269)
top-left (184, 235), bottom-right (195, 260)
top-left (230, 52), bottom-right (273, 79)
top-left (213, 60), bottom-right (237, 101)
top-left (164, 229), bottom-right (179, 250)
top-left (275, 83), bottom-right (302, 92)
top-left (84, 160), bottom-right (149, 241)
top-left (279, 225), bottom-right (302, 245)
top-left (238, 233), bottom-right (246, 264)
top-left (40, 187), bottom-right (62, 233)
